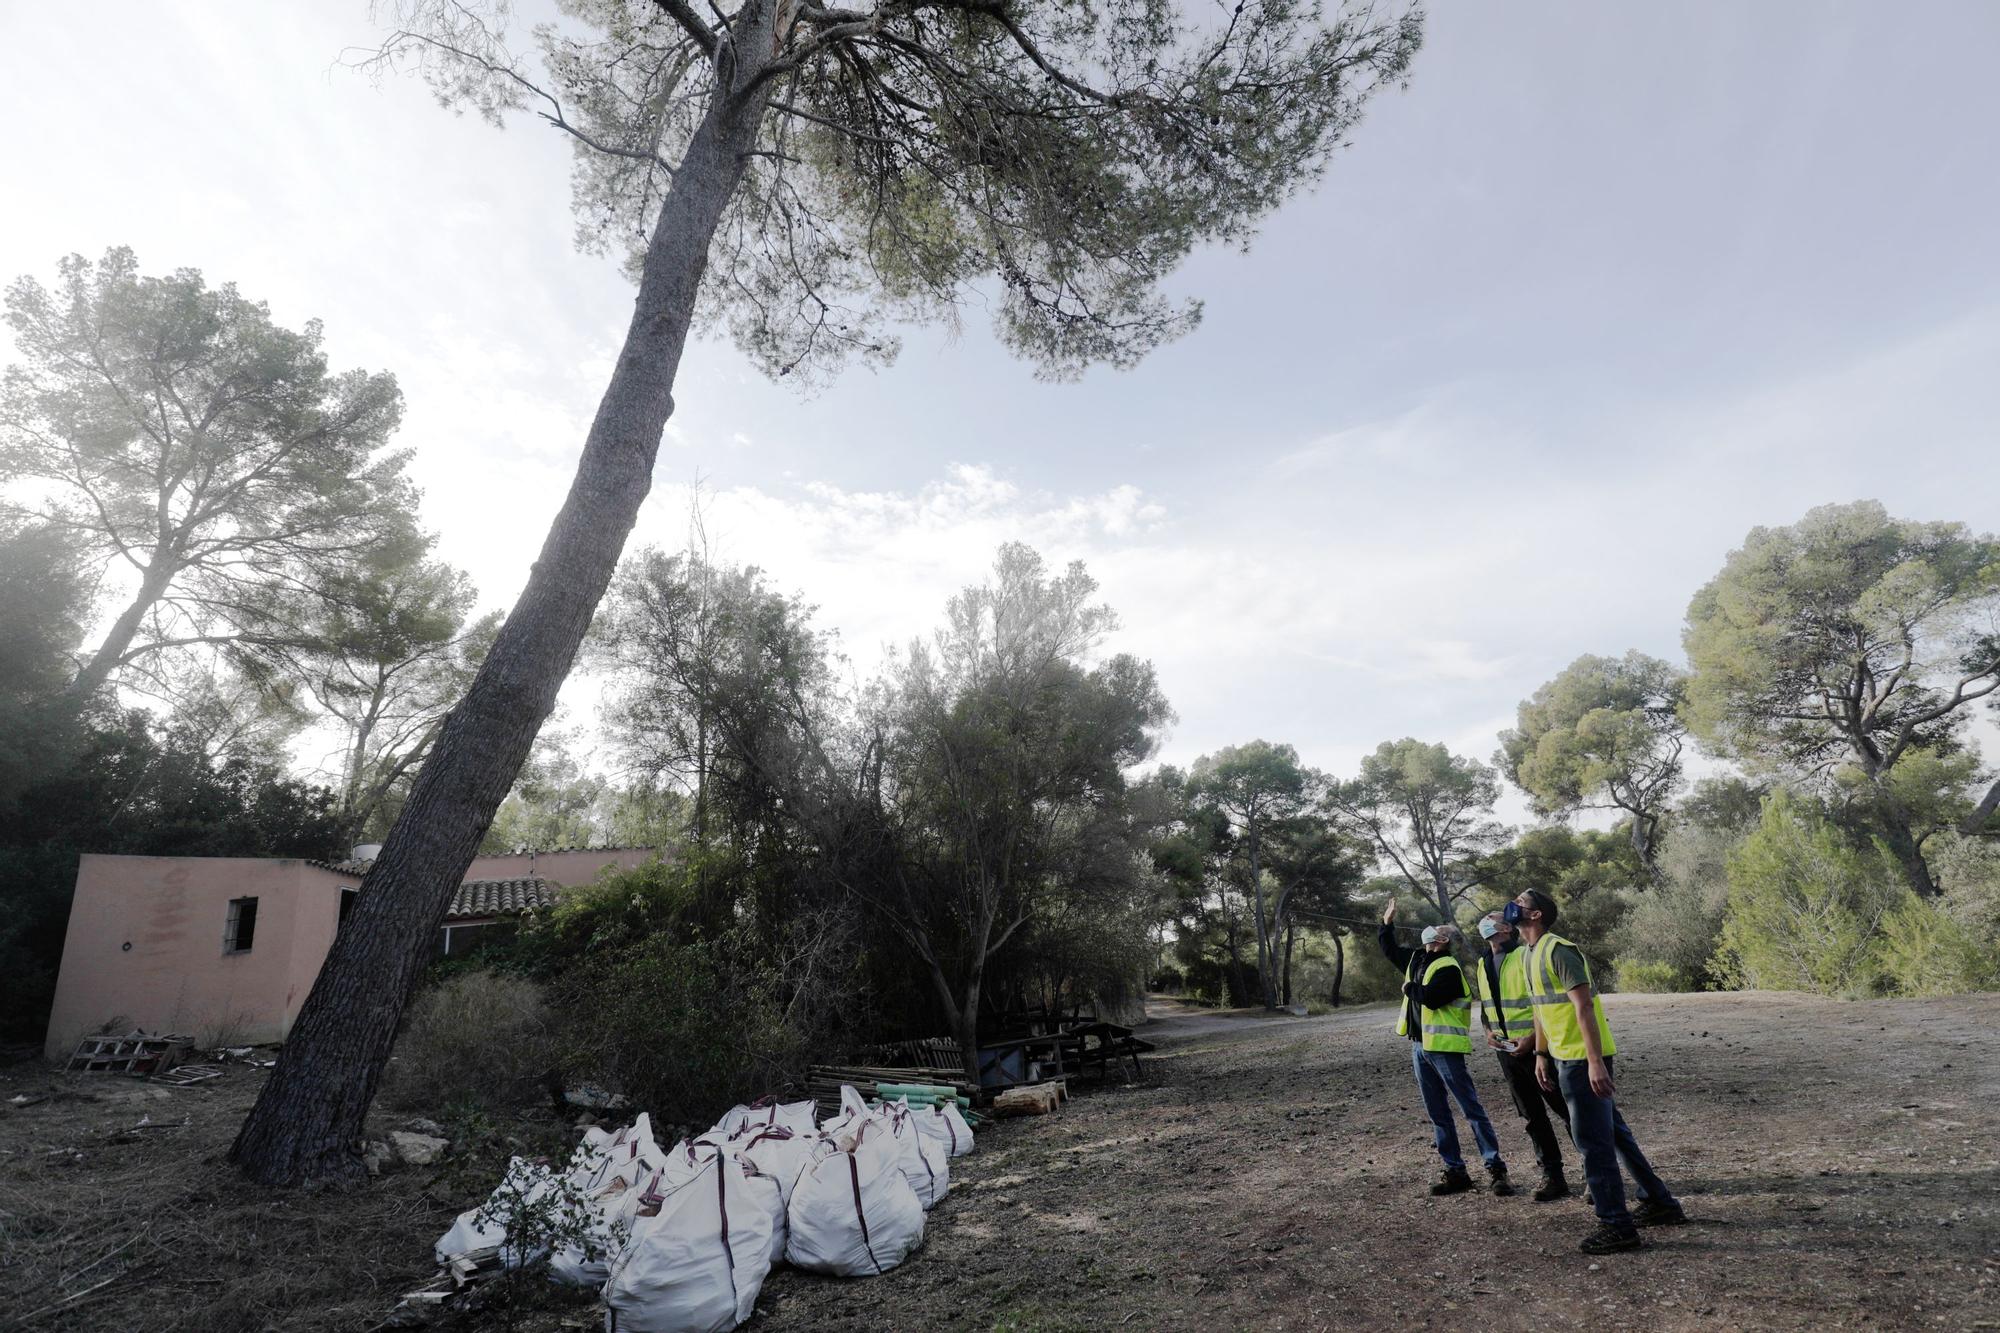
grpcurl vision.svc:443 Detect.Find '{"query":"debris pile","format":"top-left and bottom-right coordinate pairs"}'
top-left (65, 1030), bottom-right (189, 1076)
top-left (417, 1086), bottom-right (978, 1332)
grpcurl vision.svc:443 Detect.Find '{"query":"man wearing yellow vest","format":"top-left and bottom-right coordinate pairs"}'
top-left (1475, 910), bottom-right (1571, 1203)
top-left (1378, 899), bottom-right (1512, 1198)
top-left (1511, 888), bottom-right (1686, 1253)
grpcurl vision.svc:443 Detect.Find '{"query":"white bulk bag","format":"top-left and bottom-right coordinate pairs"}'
top-left (733, 1126), bottom-right (817, 1205)
top-left (603, 1150), bottom-right (775, 1333)
top-left (739, 1158), bottom-right (789, 1270)
top-left (713, 1098), bottom-right (818, 1138)
top-left (821, 1083), bottom-right (871, 1130)
top-left (550, 1136), bottom-right (668, 1288)
top-left (436, 1156), bottom-right (563, 1268)
top-left (660, 1135), bottom-right (741, 1189)
top-left (912, 1100), bottom-right (975, 1158)
top-left (880, 1102), bottom-right (950, 1210)
top-left (785, 1121), bottom-right (924, 1277)
top-left (606, 1114), bottom-right (663, 1167)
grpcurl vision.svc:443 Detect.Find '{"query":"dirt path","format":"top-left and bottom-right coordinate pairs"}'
top-left (3, 992), bottom-right (1996, 1331)
top-left (757, 992), bottom-right (2000, 1331)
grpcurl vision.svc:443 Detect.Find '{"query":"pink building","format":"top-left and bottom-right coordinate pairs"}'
top-left (43, 846), bottom-right (661, 1058)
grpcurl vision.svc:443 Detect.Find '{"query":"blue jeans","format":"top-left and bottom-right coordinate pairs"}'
top-left (1411, 1045), bottom-right (1505, 1172)
top-left (1554, 1055), bottom-right (1678, 1228)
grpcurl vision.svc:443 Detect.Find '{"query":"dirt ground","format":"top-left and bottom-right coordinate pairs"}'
top-left (4, 991), bottom-right (1998, 1331)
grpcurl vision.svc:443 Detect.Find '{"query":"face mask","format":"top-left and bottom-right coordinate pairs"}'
top-left (1478, 918), bottom-right (1501, 940)
top-left (1501, 901), bottom-right (1525, 926)
top-left (1420, 926), bottom-right (1439, 945)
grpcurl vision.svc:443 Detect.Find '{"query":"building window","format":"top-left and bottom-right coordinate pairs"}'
top-left (440, 921), bottom-right (515, 958)
top-left (338, 887), bottom-right (359, 929)
top-left (225, 897), bottom-right (259, 954)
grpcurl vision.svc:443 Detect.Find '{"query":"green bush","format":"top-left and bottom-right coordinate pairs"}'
top-left (384, 970), bottom-right (556, 1112)
top-left (1615, 959), bottom-right (1692, 993)
top-left (1876, 894), bottom-right (2000, 996)
top-left (1713, 791), bottom-right (1899, 997)
top-left (552, 934), bottom-right (804, 1131)
top-left (1613, 832), bottom-right (1736, 991)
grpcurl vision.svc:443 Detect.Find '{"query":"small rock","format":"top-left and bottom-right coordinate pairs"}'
top-left (361, 1140), bottom-right (395, 1176)
top-left (403, 1117), bottom-right (446, 1138)
top-left (389, 1130), bottom-right (450, 1166)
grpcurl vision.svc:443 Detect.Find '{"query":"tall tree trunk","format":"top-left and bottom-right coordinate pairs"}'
top-left (65, 560), bottom-right (175, 700)
top-left (1280, 919), bottom-right (1296, 1006)
top-left (1860, 773), bottom-right (1938, 898)
top-left (1630, 810), bottom-right (1664, 883)
top-left (1876, 803), bottom-right (1940, 898)
top-left (230, 70), bottom-right (772, 1186)
top-left (1961, 778), bottom-right (2000, 837)
top-left (1220, 887), bottom-right (1246, 1006)
top-left (1329, 932), bottom-right (1344, 1008)
top-left (1246, 827), bottom-right (1275, 1008)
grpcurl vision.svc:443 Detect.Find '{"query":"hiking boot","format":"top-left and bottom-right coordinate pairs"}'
top-left (1430, 1167), bottom-right (1474, 1196)
top-left (1488, 1166), bottom-right (1515, 1197)
top-left (1579, 1223), bottom-right (1643, 1255)
top-left (1633, 1198), bottom-right (1687, 1227)
top-left (1533, 1174), bottom-right (1571, 1202)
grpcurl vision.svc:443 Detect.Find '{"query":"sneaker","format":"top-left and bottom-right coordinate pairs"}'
top-left (1579, 1223), bottom-right (1643, 1255)
top-left (1430, 1167), bottom-right (1473, 1196)
top-left (1488, 1167), bottom-right (1515, 1197)
top-left (1533, 1174), bottom-right (1571, 1202)
top-left (1633, 1198), bottom-right (1687, 1227)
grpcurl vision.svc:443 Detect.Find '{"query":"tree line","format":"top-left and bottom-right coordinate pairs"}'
top-left (1154, 500), bottom-right (2000, 1012)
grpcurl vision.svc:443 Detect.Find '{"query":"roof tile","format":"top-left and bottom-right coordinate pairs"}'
top-left (447, 876), bottom-right (560, 920)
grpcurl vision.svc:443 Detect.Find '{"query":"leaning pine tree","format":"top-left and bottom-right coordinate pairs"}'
top-left (232, 0), bottom-right (1424, 1185)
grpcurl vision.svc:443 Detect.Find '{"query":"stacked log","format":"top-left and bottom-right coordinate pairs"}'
top-left (990, 1081), bottom-right (1065, 1118)
top-left (806, 1064), bottom-right (979, 1119)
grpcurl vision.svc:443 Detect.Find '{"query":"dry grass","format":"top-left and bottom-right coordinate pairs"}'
top-left (379, 970), bottom-right (556, 1113)
top-left (0, 1059), bottom-right (581, 1333)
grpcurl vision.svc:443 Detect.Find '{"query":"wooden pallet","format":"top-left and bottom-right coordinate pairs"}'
top-left (66, 1032), bottom-right (189, 1077)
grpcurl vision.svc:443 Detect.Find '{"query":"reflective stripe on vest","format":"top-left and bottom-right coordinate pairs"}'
top-left (1476, 947), bottom-right (1536, 1039)
top-left (1527, 932), bottom-right (1617, 1061)
top-left (1395, 952), bottom-right (1472, 1053)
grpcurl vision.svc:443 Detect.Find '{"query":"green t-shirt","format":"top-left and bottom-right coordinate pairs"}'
top-left (1544, 941), bottom-right (1592, 993)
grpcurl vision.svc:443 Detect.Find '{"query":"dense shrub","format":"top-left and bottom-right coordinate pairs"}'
top-left (383, 970), bottom-right (556, 1112)
top-left (1876, 894), bottom-right (2000, 996)
top-left (1713, 791), bottom-right (1900, 997)
top-left (1610, 821), bottom-right (1742, 991)
top-left (552, 934), bottom-right (802, 1130)
top-left (1615, 960), bottom-right (1687, 993)
top-left (517, 857), bottom-right (863, 1129)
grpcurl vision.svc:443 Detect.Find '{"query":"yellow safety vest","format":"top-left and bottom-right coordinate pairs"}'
top-left (1474, 945), bottom-right (1535, 1042)
top-left (1526, 932), bottom-right (1617, 1061)
top-left (1394, 952), bottom-right (1472, 1053)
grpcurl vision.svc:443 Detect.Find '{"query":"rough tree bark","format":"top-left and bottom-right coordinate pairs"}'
top-left (1328, 932), bottom-right (1345, 1008)
top-left (1965, 779), bottom-right (2000, 837)
top-left (230, 45), bottom-right (775, 1184)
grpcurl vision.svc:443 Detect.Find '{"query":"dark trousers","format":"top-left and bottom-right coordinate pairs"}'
top-left (1494, 1046), bottom-right (1568, 1180)
top-left (1554, 1055), bottom-right (1678, 1229)
top-left (1411, 1044), bottom-right (1505, 1173)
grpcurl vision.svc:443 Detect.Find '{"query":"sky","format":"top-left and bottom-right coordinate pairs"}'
top-left (3, 2), bottom-right (1996, 819)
